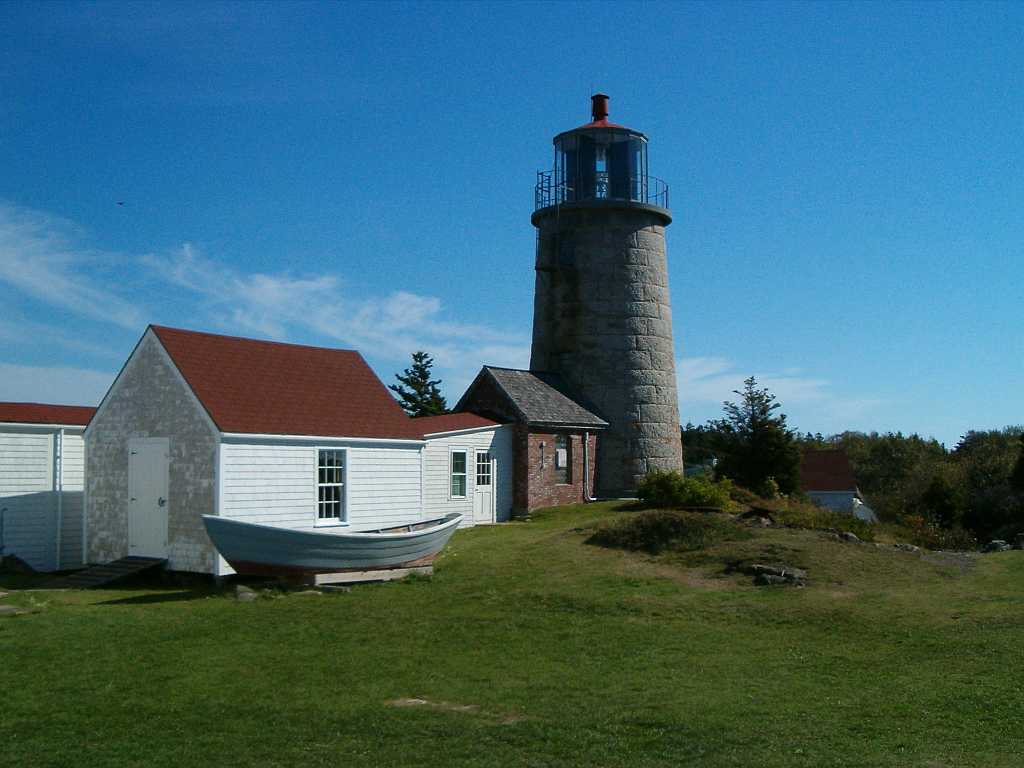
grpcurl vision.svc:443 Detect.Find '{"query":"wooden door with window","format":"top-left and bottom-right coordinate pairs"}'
top-left (472, 450), bottom-right (495, 524)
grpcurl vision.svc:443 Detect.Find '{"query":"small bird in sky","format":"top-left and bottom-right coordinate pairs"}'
top-left (116, 201), bottom-right (125, 206)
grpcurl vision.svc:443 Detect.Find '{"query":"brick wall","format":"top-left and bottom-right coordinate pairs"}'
top-left (458, 370), bottom-right (600, 514)
top-left (518, 429), bottom-right (598, 513)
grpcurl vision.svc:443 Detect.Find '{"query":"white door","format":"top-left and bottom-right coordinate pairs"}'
top-left (473, 450), bottom-right (496, 524)
top-left (128, 438), bottom-right (169, 558)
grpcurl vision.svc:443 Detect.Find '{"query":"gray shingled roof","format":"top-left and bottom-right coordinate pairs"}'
top-left (482, 367), bottom-right (608, 428)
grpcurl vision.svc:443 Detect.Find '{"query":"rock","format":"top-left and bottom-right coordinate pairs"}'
top-left (290, 590), bottom-right (321, 597)
top-left (0, 605), bottom-right (21, 616)
top-left (744, 563), bottom-right (806, 586)
top-left (983, 540), bottom-right (1011, 553)
top-left (318, 585), bottom-right (352, 593)
top-left (893, 543), bottom-right (920, 553)
top-left (839, 532), bottom-right (862, 544)
top-left (234, 584), bottom-right (259, 601)
top-left (1014, 533), bottom-right (1024, 550)
top-left (739, 508), bottom-right (775, 527)
top-left (0, 591), bottom-right (9, 599)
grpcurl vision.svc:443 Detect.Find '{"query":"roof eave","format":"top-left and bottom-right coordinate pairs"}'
top-left (526, 420), bottom-right (608, 430)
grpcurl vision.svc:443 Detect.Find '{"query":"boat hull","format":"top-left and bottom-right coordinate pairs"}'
top-left (202, 513), bottom-right (462, 579)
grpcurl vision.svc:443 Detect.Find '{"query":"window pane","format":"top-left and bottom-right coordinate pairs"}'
top-left (452, 452), bottom-right (466, 473)
top-left (451, 475), bottom-right (466, 497)
top-left (476, 452), bottom-right (491, 485)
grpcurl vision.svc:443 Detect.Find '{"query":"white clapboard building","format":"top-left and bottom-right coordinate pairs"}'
top-left (84, 325), bottom-right (512, 576)
top-left (0, 403), bottom-right (93, 571)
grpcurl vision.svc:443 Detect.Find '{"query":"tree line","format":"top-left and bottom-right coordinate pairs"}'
top-left (683, 376), bottom-right (1024, 541)
top-left (391, 353), bottom-right (1024, 542)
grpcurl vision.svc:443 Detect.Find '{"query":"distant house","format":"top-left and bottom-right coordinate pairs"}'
top-left (455, 366), bottom-right (607, 514)
top-left (84, 325), bottom-right (517, 576)
top-left (799, 449), bottom-right (877, 523)
top-left (0, 402), bottom-right (93, 571)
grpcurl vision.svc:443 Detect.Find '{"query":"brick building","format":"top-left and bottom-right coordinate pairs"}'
top-left (455, 366), bottom-right (607, 514)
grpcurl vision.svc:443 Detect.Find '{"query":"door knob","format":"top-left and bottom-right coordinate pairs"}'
top-left (158, 497), bottom-right (167, 507)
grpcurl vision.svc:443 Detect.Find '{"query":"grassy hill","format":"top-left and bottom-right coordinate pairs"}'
top-left (2, 502), bottom-right (1023, 767)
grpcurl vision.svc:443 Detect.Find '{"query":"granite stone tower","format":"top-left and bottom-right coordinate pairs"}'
top-left (530, 94), bottom-right (683, 497)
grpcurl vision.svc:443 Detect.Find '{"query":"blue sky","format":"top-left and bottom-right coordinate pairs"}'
top-left (1, 1), bottom-right (1021, 446)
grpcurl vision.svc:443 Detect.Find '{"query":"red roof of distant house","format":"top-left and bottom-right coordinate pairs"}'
top-left (0, 402), bottom-right (95, 426)
top-left (416, 412), bottom-right (501, 436)
top-left (800, 449), bottom-right (858, 492)
top-left (151, 326), bottom-right (423, 440)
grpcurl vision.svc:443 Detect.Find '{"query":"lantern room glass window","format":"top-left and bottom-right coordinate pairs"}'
top-left (554, 130), bottom-right (647, 204)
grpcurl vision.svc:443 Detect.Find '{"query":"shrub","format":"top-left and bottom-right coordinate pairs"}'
top-left (588, 510), bottom-right (748, 554)
top-left (890, 515), bottom-right (977, 551)
top-left (725, 482), bottom-right (760, 505)
top-left (756, 476), bottom-right (781, 500)
top-left (637, 471), bottom-right (732, 510)
top-left (770, 498), bottom-right (877, 541)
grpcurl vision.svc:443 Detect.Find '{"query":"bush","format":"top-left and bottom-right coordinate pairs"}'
top-left (588, 510), bottom-right (748, 555)
top-left (637, 471), bottom-right (732, 510)
top-left (890, 515), bottom-right (977, 551)
top-left (770, 498), bottom-right (877, 541)
top-left (756, 476), bottom-right (781, 500)
top-left (725, 482), bottom-right (760, 505)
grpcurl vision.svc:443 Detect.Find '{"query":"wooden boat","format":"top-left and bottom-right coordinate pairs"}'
top-left (201, 513), bottom-right (462, 581)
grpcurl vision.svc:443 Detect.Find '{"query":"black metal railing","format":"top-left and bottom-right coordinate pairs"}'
top-left (535, 171), bottom-right (669, 211)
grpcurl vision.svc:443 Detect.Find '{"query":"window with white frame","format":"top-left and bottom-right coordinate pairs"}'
top-left (317, 449), bottom-right (346, 523)
top-left (476, 451), bottom-right (492, 486)
top-left (450, 450), bottom-right (467, 498)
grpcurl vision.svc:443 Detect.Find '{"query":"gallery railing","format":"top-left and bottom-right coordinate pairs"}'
top-left (535, 171), bottom-right (669, 211)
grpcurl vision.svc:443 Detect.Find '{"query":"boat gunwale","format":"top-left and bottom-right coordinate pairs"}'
top-left (201, 513), bottom-right (463, 542)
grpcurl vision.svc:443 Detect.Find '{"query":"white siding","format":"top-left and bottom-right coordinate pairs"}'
top-left (423, 426), bottom-right (514, 526)
top-left (217, 438), bottom-right (425, 574)
top-left (0, 427), bottom-right (86, 571)
top-left (58, 431), bottom-right (84, 569)
top-left (0, 431), bottom-right (52, 495)
top-left (61, 432), bottom-right (85, 490)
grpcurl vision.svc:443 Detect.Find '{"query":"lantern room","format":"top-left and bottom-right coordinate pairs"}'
top-left (535, 94), bottom-right (668, 212)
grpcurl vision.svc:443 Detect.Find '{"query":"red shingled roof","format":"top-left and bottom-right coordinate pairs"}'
top-left (151, 326), bottom-right (423, 440)
top-left (800, 449), bottom-right (858, 492)
top-left (0, 402), bottom-right (95, 426)
top-left (416, 412), bottom-right (501, 436)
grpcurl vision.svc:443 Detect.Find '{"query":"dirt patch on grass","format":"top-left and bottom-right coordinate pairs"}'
top-left (920, 550), bottom-right (978, 577)
top-left (386, 697), bottom-right (526, 725)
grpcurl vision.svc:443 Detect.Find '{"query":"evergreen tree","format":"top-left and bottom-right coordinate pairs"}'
top-left (920, 473), bottom-right (963, 528)
top-left (1011, 432), bottom-right (1024, 494)
top-left (389, 351), bottom-right (448, 417)
top-left (711, 376), bottom-right (801, 494)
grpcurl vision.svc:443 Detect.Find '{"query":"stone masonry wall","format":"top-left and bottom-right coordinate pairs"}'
top-left (85, 332), bottom-right (219, 573)
top-left (531, 206), bottom-right (683, 497)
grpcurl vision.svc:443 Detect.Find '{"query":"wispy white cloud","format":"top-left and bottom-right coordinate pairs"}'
top-left (144, 244), bottom-right (530, 398)
top-left (0, 315), bottom-right (125, 361)
top-left (678, 355), bottom-right (883, 433)
top-left (0, 362), bottom-right (114, 406)
top-left (0, 204), bottom-right (525, 406)
top-left (0, 203), bottom-right (144, 329)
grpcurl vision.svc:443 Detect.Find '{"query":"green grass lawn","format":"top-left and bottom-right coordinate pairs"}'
top-left (2, 502), bottom-right (1023, 767)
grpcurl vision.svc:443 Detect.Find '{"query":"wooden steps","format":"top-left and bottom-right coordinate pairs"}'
top-left (47, 557), bottom-right (167, 589)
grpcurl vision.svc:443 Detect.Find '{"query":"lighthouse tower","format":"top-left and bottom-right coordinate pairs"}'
top-left (530, 94), bottom-right (683, 497)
